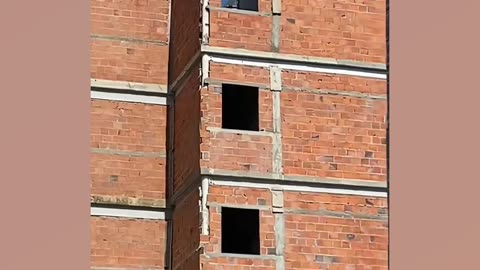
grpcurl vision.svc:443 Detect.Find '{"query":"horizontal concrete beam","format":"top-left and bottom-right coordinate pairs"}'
top-left (91, 195), bottom-right (166, 208)
top-left (207, 202), bottom-right (271, 211)
top-left (91, 148), bottom-right (166, 158)
top-left (284, 208), bottom-right (388, 221)
top-left (91, 34), bottom-right (168, 46)
top-left (91, 205), bottom-right (166, 220)
top-left (205, 78), bottom-right (387, 100)
top-left (91, 90), bottom-right (167, 105)
top-left (203, 253), bottom-right (278, 260)
top-left (202, 168), bottom-right (387, 189)
top-left (209, 178), bottom-right (387, 198)
top-left (206, 126), bottom-right (275, 137)
top-left (202, 45), bottom-right (387, 79)
top-left (91, 78), bottom-right (168, 94)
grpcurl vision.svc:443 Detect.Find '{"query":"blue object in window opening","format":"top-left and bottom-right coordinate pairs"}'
top-left (222, 0), bottom-right (238, 8)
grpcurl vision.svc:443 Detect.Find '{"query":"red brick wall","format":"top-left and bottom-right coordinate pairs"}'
top-left (280, 86), bottom-right (387, 182)
top-left (280, 0), bottom-right (386, 63)
top-left (90, 0), bottom-right (169, 84)
top-left (90, 0), bottom-right (170, 42)
top-left (168, 0), bottom-right (201, 81)
top-left (201, 186), bottom-right (277, 270)
top-left (90, 100), bottom-right (166, 201)
top-left (173, 72), bottom-right (201, 192)
top-left (284, 192), bottom-right (388, 270)
top-left (91, 100), bottom-right (166, 153)
top-left (200, 186), bottom-right (387, 270)
top-left (91, 40), bottom-right (168, 84)
top-left (209, 11), bottom-right (272, 52)
top-left (200, 84), bottom-right (273, 174)
top-left (172, 190), bottom-right (201, 270)
top-left (91, 217), bottom-right (166, 269)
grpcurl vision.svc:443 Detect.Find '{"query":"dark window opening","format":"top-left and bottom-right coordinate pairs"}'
top-left (222, 84), bottom-right (259, 131)
top-left (221, 207), bottom-right (260, 255)
top-left (221, 0), bottom-right (259, 12)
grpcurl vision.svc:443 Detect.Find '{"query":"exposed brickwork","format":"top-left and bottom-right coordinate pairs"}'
top-left (209, 63), bottom-right (270, 86)
top-left (91, 0), bottom-right (170, 42)
top-left (173, 72), bottom-right (201, 192)
top-left (91, 39), bottom-right (168, 84)
top-left (280, 0), bottom-right (386, 63)
top-left (200, 83), bottom-right (274, 174)
top-left (91, 153), bottom-right (166, 200)
top-left (172, 190), bottom-right (201, 270)
top-left (201, 186), bottom-right (276, 269)
top-left (283, 192), bottom-right (388, 270)
top-left (91, 100), bottom-right (166, 152)
top-left (91, 217), bottom-right (166, 269)
top-left (282, 71), bottom-right (387, 95)
top-left (209, 11), bottom-right (272, 52)
top-left (168, 0), bottom-right (201, 81)
top-left (90, 0), bottom-right (388, 269)
top-left (281, 92), bottom-right (387, 181)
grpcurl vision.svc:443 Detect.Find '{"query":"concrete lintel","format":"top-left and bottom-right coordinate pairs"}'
top-left (202, 168), bottom-right (387, 189)
top-left (91, 148), bottom-right (166, 158)
top-left (207, 202), bottom-right (271, 211)
top-left (206, 5), bottom-right (272, 17)
top-left (282, 86), bottom-right (387, 100)
top-left (91, 195), bottom-right (166, 209)
top-left (205, 78), bottom-right (270, 90)
top-left (91, 90), bottom-right (167, 105)
top-left (284, 208), bottom-right (389, 221)
top-left (206, 126), bottom-right (275, 137)
top-left (209, 178), bottom-right (388, 198)
top-left (90, 78), bottom-right (168, 94)
top-left (204, 253), bottom-right (278, 260)
top-left (206, 78), bottom-right (386, 100)
top-left (90, 34), bottom-right (168, 46)
top-left (90, 205), bottom-right (166, 220)
top-left (202, 45), bottom-right (387, 73)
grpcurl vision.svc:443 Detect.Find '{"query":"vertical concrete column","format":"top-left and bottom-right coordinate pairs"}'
top-left (271, 0), bottom-right (282, 52)
top-left (270, 65), bottom-right (283, 179)
top-left (271, 187), bottom-right (285, 270)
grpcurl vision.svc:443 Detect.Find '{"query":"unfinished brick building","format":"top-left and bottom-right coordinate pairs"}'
top-left (90, 0), bottom-right (388, 270)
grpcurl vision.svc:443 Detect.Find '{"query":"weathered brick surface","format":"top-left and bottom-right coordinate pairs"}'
top-left (200, 83), bottom-right (274, 173)
top-left (91, 100), bottom-right (166, 152)
top-left (91, 0), bottom-right (170, 42)
top-left (91, 153), bottom-right (165, 200)
top-left (281, 92), bottom-right (387, 181)
top-left (168, 0), bottom-right (200, 81)
top-left (91, 39), bottom-right (168, 84)
top-left (173, 72), bottom-right (201, 192)
top-left (209, 11), bottom-right (272, 52)
top-left (201, 257), bottom-right (276, 270)
top-left (282, 71), bottom-right (387, 95)
top-left (91, 217), bottom-right (166, 269)
top-left (172, 190), bottom-right (201, 270)
top-left (209, 63), bottom-right (271, 86)
top-left (280, 0), bottom-right (386, 63)
top-left (90, 100), bottom-right (166, 200)
top-left (283, 192), bottom-right (388, 270)
top-left (201, 186), bottom-right (276, 269)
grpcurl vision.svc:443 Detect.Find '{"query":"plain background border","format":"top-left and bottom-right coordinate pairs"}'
top-left (0, 1), bottom-right (91, 270)
top-left (390, 0), bottom-right (480, 269)
top-left (1, 0), bottom-right (480, 269)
